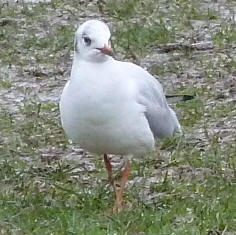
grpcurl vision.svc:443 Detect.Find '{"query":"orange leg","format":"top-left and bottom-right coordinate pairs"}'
top-left (103, 155), bottom-right (131, 213)
top-left (104, 154), bottom-right (113, 185)
top-left (112, 161), bottom-right (131, 213)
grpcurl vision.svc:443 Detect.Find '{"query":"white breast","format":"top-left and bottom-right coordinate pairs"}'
top-left (59, 59), bottom-right (154, 156)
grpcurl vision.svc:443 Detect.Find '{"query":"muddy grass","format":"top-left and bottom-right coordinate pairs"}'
top-left (0, 0), bottom-right (236, 234)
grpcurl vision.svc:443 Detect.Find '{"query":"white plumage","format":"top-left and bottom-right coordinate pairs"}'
top-left (60, 20), bottom-right (180, 157)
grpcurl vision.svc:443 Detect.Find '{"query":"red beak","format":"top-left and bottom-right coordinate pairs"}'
top-left (98, 45), bottom-right (113, 56)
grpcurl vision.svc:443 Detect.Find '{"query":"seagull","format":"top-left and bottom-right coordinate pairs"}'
top-left (59, 20), bottom-right (181, 212)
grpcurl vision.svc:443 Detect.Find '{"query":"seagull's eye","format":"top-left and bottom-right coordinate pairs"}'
top-left (83, 36), bottom-right (91, 46)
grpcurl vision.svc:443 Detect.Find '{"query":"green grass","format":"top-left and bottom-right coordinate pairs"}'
top-left (1, 153), bottom-right (236, 234)
top-left (0, 103), bottom-right (66, 159)
top-left (0, 79), bottom-right (12, 88)
top-left (0, 3), bottom-right (74, 66)
top-left (113, 22), bottom-right (174, 56)
top-left (214, 23), bottom-right (236, 46)
top-left (0, 0), bottom-right (236, 234)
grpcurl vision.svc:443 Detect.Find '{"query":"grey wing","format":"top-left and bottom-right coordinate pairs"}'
top-left (137, 74), bottom-right (181, 139)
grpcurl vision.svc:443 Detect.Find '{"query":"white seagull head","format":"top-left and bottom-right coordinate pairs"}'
top-left (74, 20), bottom-right (112, 62)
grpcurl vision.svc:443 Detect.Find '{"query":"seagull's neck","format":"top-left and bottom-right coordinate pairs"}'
top-left (74, 52), bottom-right (112, 64)
top-left (70, 52), bottom-right (115, 82)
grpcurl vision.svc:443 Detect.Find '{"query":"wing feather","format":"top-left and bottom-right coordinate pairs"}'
top-left (123, 62), bottom-right (181, 138)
